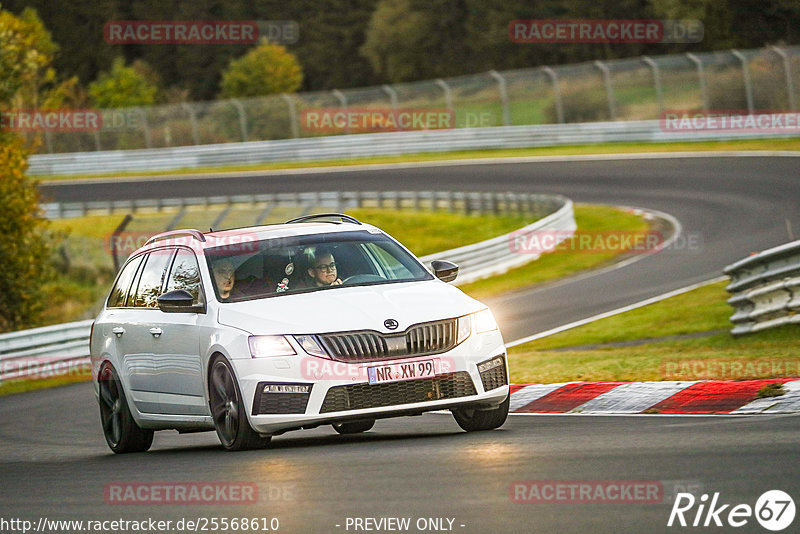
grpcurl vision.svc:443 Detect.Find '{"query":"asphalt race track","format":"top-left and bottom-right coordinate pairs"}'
top-left (4, 154), bottom-right (796, 533)
top-left (41, 155), bottom-right (800, 341)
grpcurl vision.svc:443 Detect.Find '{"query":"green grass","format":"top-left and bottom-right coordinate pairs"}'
top-left (507, 281), bottom-right (800, 384)
top-left (0, 369), bottom-right (92, 397)
top-left (345, 208), bottom-right (532, 257)
top-left (459, 205), bottom-right (650, 301)
top-left (33, 138), bottom-right (800, 182)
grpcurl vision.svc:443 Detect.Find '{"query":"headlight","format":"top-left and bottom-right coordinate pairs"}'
top-left (293, 335), bottom-right (329, 358)
top-left (474, 308), bottom-right (498, 334)
top-left (457, 315), bottom-right (472, 345)
top-left (248, 335), bottom-right (296, 358)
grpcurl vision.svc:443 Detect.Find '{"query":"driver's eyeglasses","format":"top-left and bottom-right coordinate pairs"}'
top-left (314, 262), bottom-right (337, 272)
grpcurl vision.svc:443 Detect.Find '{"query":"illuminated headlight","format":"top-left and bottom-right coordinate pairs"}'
top-left (248, 335), bottom-right (296, 358)
top-left (294, 335), bottom-right (329, 358)
top-left (477, 356), bottom-right (504, 373)
top-left (474, 308), bottom-right (498, 333)
top-left (263, 384), bottom-right (311, 394)
top-left (457, 315), bottom-right (472, 344)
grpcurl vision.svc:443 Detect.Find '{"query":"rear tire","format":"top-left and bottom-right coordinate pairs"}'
top-left (451, 396), bottom-right (509, 432)
top-left (332, 419), bottom-right (375, 434)
top-left (98, 363), bottom-right (154, 453)
top-left (209, 356), bottom-right (271, 451)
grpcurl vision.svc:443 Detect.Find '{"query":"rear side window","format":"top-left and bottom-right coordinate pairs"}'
top-left (165, 249), bottom-right (202, 305)
top-left (107, 255), bottom-right (144, 308)
top-left (132, 250), bottom-right (175, 308)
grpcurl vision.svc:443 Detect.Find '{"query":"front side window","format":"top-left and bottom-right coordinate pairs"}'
top-left (205, 230), bottom-right (432, 302)
top-left (106, 255), bottom-right (144, 308)
top-left (165, 249), bottom-right (202, 305)
top-left (132, 249), bottom-right (175, 308)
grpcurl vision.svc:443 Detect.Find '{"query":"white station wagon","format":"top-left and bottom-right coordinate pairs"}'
top-left (90, 214), bottom-right (509, 452)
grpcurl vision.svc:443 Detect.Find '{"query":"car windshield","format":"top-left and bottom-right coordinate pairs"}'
top-left (205, 230), bottom-right (433, 302)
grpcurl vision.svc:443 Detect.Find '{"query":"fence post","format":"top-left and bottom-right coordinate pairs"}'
top-left (593, 60), bottom-right (617, 120)
top-left (435, 79), bottom-right (454, 112)
top-left (641, 56), bottom-right (664, 114)
top-left (542, 66), bottom-right (565, 124)
top-left (280, 94), bottom-right (299, 139)
top-left (182, 103), bottom-right (201, 145)
top-left (93, 130), bottom-right (102, 151)
top-left (731, 50), bottom-right (755, 114)
top-left (489, 70), bottom-right (511, 126)
top-left (382, 85), bottom-right (399, 111)
top-left (230, 99), bottom-right (249, 141)
top-left (686, 53), bottom-right (709, 113)
top-left (43, 130), bottom-right (54, 153)
top-left (771, 46), bottom-right (796, 111)
top-left (110, 214), bottom-right (133, 272)
top-left (332, 89), bottom-right (348, 134)
top-left (136, 108), bottom-right (152, 149)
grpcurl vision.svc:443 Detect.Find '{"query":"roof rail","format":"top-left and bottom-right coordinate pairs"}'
top-left (285, 213), bottom-right (362, 225)
top-left (145, 229), bottom-right (206, 246)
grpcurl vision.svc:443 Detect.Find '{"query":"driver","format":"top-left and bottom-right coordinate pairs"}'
top-left (306, 246), bottom-right (342, 287)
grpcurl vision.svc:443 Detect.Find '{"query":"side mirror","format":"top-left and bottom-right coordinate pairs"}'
top-left (431, 260), bottom-right (458, 283)
top-left (157, 289), bottom-right (205, 313)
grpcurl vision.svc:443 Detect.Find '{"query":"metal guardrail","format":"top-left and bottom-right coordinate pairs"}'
top-left (0, 320), bottom-right (93, 382)
top-left (423, 196), bottom-right (574, 285)
top-left (28, 119), bottom-right (800, 176)
top-left (43, 190), bottom-right (557, 220)
top-left (725, 240), bottom-right (800, 334)
top-left (3, 194), bottom-right (575, 381)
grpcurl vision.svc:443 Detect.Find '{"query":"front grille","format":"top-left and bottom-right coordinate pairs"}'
top-left (319, 372), bottom-right (476, 413)
top-left (252, 383), bottom-right (312, 415)
top-left (319, 318), bottom-right (458, 363)
top-left (479, 360), bottom-right (508, 392)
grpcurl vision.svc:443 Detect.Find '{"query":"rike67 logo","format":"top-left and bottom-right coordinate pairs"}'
top-left (668, 490), bottom-right (795, 531)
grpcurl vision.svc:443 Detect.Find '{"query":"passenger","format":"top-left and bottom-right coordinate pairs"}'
top-left (212, 259), bottom-right (236, 300)
top-left (305, 246), bottom-right (342, 287)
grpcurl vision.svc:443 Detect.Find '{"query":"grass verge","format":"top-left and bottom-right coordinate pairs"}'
top-left (459, 204), bottom-right (650, 301)
top-left (507, 281), bottom-right (800, 384)
top-left (33, 138), bottom-right (800, 182)
top-left (0, 370), bottom-right (92, 397)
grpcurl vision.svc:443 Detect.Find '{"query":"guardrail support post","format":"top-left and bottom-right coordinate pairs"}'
top-left (686, 53), bottom-right (709, 113)
top-left (732, 50), bottom-right (755, 114)
top-left (280, 94), bottom-right (299, 139)
top-left (593, 60), bottom-right (617, 120)
top-left (542, 66), bottom-right (565, 124)
top-left (230, 99), bottom-right (249, 141)
top-left (489, 70), bottom-right (512, 126)
top-left (182, 103), bottom-right (201, 145)
top-left (771, 46), bottom-right (796, 111)
top-left (642, 56), bottom-right (664, 114)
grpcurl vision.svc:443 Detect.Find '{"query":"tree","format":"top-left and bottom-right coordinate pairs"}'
top-left (0, 6), bottom-right (55, 331)
top-left (219, 39), bottom-right (303, 98)
top-left (88, 57), bottom-right (159, 109)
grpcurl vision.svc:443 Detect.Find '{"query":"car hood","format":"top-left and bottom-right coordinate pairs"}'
top-left (217, 280), bottom-right (484, 335)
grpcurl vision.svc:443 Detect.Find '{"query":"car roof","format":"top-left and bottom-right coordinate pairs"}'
top-left (136, 220), bottom-right (383, 256)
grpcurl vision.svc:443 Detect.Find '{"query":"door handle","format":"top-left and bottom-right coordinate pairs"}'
top-left (149, 327), bottom-right (162, 338)
top-left (111, 327), bottom-right (125, 337)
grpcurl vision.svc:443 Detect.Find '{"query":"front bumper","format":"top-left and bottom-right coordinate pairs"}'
top-left (231, 330), bottom-right (508, 435)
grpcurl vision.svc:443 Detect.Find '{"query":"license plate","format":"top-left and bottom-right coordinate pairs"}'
top-left (367, 359), bottom-right (437, 385)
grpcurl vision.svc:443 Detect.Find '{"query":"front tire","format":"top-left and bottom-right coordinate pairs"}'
top-left (332, 419), bottom-right (375, 434)
top-left (451, 396), bottom-right (509, 432)
top-left (209, 356), bottom-right (271, 451)
top-left (98, 363), bottom-right (154, 453)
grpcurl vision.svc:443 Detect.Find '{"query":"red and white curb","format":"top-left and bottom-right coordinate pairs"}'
top-left (508, 379), bottom-right (800, 414)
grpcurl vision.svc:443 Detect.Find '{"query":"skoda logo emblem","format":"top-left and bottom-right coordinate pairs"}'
top-left (384, 319), bottom-right (399, 330)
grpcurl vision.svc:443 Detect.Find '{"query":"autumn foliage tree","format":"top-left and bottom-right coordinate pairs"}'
top-left (0, 6), bottom-right (56, 331)
top-left (219, 39), bottom-right (303, 99)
